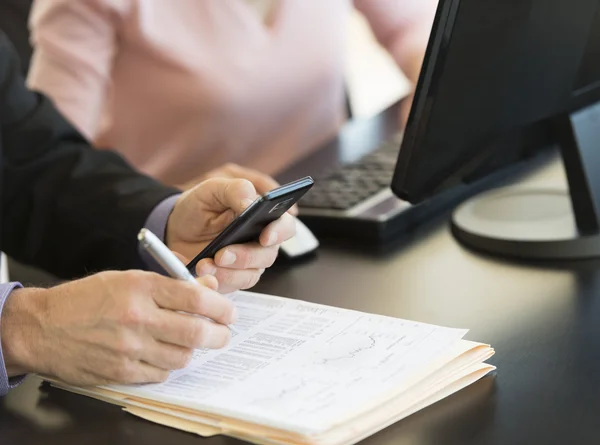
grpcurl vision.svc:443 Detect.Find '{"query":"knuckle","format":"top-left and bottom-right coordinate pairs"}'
top-left (241, 272), bottom-right (258, 290)
top-left (201, 274), bottom-right (219, 290)
top-left (224, 299), bottom-right (236, 319)
top-left (237, 250), bottom-right (253, 269)
top-left (217, 299), bottom-right (236, 324)
top-left (250, 273), bottom-right (261, 288)
top-left (122, 270), bottom-right (148, 290)
top-left (112, 359), bottom-right (135, 383)
top-left (215, 328), bottom-right (232, 349)
top-left (188, 286), bottom-right (208, 314)
top-left (114, 335), bottom-right (142, 358)
top-left (265, 248), bottom-right (278, 268)
top-left (156, 371), bottom-right (170, 383)
top-left (175, 349), bottom-right (194, 369)
top-left (234, 178), bottom-right (254, 192)
top-left (120, 304), bottom-right (146, 327)
top-left (215, 268), bottom-right (233, 289)
top-left (185, 320), bottom-right (208, 348)
top-left (113, 337), bottom-right (128, 355)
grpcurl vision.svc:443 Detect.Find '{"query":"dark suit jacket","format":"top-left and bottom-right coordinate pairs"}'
top-left (0, 33), bottom-right (179, 278)
top-left (0, 0), bottom-right (33, 75)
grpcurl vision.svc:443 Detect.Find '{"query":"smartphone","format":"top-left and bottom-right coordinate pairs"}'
top-left (186, 176), bottom-right (314, 274)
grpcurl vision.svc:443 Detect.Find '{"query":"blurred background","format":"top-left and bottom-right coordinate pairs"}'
top-left (346, 8), bottom-right (411, 119)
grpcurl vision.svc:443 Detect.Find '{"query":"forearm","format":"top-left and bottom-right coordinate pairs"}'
top-left (0, 193), bottom-right (180, 396)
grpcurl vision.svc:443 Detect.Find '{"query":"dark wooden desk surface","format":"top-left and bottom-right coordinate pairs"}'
top-left (4, 104), bottom-right (600, 445)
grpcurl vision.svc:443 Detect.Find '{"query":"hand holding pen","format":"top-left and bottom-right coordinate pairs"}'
top-left (138, 229), bottom-right (239, 335)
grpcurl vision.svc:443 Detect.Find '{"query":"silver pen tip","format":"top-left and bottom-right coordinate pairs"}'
top-left (138, 228), bottom-right (149, 245)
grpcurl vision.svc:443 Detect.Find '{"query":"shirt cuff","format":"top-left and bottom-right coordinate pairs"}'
top-left (139, 194), bottom-right (181, 274)
top-left (0, 282), bottom-right (27, 396)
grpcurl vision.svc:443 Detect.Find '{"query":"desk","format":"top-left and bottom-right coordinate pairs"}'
top-left (4, 104), bottom-right (600, 445)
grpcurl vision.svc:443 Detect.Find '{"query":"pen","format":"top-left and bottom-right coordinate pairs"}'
top-left (137, 228), bottom-right (239, 335)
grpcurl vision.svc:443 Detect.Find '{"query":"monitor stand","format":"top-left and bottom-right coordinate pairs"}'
top-left (451, 101), bottom-right (600, 260)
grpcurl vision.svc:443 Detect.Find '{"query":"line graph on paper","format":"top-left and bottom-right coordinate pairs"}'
top-left (238, 330), bottom-right (407, 416)
top-left (230, 316), bottom-right (443, 418)
top-left (242, 373), bottom-right (334, 411)
top-left (307, 316), bottom-right (425, 368)
top-left (312, 333), bottom-right (377, 365)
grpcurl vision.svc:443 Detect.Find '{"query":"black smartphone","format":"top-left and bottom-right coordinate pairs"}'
top-left (186, 176), bottom-right (314, 274)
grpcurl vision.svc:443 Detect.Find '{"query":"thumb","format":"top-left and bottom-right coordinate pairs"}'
top-left (211, 178), bottom-right (258, 215)
top-left (172, 251), bottom-right (219, 291)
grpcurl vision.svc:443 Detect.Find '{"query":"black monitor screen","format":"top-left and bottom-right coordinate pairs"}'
top-left (393, 0), bottom-right (600, 204)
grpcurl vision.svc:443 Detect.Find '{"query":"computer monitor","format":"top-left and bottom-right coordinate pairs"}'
top-left (392, 0), bottom-right (600, 260)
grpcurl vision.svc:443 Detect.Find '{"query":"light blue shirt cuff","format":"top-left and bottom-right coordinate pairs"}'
top-left (0, 282), bottom-right (27, 396)
top-left (140, 194), bottom-right (181, 274)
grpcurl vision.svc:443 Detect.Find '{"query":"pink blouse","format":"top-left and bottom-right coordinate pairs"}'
top-left (27, 0), bottom-right (437, 185)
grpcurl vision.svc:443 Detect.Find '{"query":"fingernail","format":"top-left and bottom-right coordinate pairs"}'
top-left (266, 231), bottom-right (278, 246)
top-left (219, 250), bottom-right (237, 267)
top-left (230, 307), bottom-right (238, 324)
top-left (241, 198), bottom-right (254, 210)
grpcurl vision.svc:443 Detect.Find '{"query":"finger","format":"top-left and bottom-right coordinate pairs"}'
top-left (150, 311), bottom-right (232, 349)
top-left (129, 361), bottom-right (172, 384)
top-left (151, 276), bottom-right (235, 325)
top-left (169, 253), bottom-right (219, 290)
top-left (289, 205), bottom-right (299, 216)
top-left (214, 243), bottom-right (279, 270)
top-left (209, 178), bottom-right (258, 215)
top-left (212, 267), bottom-right (263, 294)
top-left (259, 212), bottom-right (296, 247)
top-left (94, 357), bottom-right (171, 385)
top-left (195, 258), bottom-right (218, 277)
top-left (64, 343), bottom-right (171, 386)
top-left (140, 341), bottom-right (194, 371)
top-left (221, 165), bottom-right (297, 213)
top-left (173, 252), bottom-right (219, 289)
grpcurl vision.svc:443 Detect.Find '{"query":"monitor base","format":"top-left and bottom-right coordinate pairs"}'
top-left (451, 187), bottom-right (600, 259)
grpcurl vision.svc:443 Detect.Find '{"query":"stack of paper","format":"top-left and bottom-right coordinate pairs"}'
top-left (51, 291), bottom-right (495, 445)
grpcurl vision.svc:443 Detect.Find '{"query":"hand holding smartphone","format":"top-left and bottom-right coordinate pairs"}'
top-left (186, 176), bottom-right (314, 275)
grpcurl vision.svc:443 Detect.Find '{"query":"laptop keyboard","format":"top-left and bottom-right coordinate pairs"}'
top-left (300, 136), bottom-right (401, 211)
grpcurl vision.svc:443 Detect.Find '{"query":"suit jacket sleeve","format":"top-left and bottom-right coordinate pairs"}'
top-left (0, 33), bottom-right (179, 278)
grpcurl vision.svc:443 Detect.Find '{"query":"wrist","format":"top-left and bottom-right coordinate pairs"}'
top-left (1, 288), bottom-right (48, 377)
